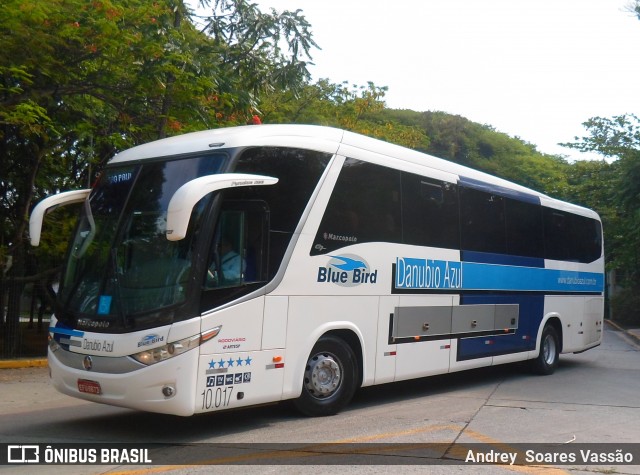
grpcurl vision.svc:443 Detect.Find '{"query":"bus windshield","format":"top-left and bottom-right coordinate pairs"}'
top-left (58, 153), bottom-right (227, 328)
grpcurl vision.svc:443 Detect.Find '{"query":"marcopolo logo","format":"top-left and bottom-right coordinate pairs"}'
top-left (317, 254), bottom-right (378, 287)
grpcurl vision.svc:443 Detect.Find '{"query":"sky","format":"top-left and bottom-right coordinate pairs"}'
top-left (251, 0), bottom-right (640, 161)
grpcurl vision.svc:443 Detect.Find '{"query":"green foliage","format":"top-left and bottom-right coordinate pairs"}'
top-left (564, 115), bottom-right (640, 286)
top-left (380, 110), bottom-right (570, 197)
top-left (33, 206), bottom-right (79, 271)
top-left (610, 286), bottom-right (640, 326)
top-left (563, 114), bottom-right (640, 159)
top-left (259, 80), bottom-right (430, 150)
top-left (199, 0), bottom-right (318, 95)
top-left (0, 0), bottom-right (318, 256)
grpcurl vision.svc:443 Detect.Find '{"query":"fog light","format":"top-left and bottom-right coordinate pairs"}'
top-left (162, 385), bottom-right (175, 398)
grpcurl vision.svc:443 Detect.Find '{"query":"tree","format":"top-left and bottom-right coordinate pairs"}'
top-left (259, 79), bottom-right (430, 150)
top-left (1, 0), bottom-right (319, 244)
top-left (626, 0), bottom-right (640, 20)
top-left (564, 114), bottom-right (640, 287)
top-left (0, 0), bottom-right (318, 355)
top-left (381, 110), bottom-right (571, 197)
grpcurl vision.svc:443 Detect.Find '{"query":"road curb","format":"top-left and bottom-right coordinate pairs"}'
top-left (605, 319), bottom-right (640, 345)
top-left (0, 358), bottom-right (48, 369)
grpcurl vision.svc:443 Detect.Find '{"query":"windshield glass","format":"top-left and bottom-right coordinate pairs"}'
top-left (59, 153), bottom-right (226, 325)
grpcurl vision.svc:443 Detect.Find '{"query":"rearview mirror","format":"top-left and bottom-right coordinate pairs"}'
top-left (166, 174), bottom-right (278, 241)
top-left (29, 189), bottom-right (91, 246)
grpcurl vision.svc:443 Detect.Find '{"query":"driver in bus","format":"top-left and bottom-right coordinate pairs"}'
top-left (207, 234), bottom-right (245, 287)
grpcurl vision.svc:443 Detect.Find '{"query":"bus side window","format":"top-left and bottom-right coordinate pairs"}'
top-left (233, 147), bottom-right (332, 276)
top-left (543, 208), bottom-right (602, 263)
top-left (506, 198), bottom-right (544, 258)
top-left (460, 187), bottom-right (506, 254)
top-left (312, 158), bottom-right (401, 255)
top-left (206, 210), bottom-right (243, 288)
top-left (401, 173), bottom-right (460, 250)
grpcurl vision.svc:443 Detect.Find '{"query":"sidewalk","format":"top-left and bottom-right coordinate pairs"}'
top-left (1, 321), bottom-right (638, 370)
top-left (607, 319), bottom-right (640, 345)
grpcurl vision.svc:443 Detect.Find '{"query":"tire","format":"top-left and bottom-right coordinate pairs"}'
top-left (531, 324), bottom-right (560, 375)
top-left (293, 335), bottom-right (358, 417)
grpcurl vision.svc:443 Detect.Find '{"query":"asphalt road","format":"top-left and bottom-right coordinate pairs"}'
top-left (1, 323), bottom-right (639, 475)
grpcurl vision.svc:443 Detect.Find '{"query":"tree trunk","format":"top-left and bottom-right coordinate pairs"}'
top-left (157, 5), bottom-right (183, 139)
top-left (2, 141), bottom-right (45, 356)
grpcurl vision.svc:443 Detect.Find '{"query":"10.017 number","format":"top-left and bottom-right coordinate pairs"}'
top-left (201, 386), bottom-right (234, 410)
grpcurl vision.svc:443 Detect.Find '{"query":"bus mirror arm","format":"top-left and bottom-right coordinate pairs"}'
top-left (166, 173), bottom-right (278, 241)
top-left (29, 189), bottom-right (91, 246)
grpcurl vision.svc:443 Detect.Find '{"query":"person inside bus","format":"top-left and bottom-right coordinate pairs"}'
top-left (206, 233), bottom-right (245, 287)
top-left (220, 236), bottom-right (244, 282)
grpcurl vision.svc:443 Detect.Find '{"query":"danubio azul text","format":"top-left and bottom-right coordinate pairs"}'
top-left (395, 258), bottom-right (462, 290)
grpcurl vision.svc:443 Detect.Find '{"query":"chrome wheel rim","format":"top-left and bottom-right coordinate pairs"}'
top-left (304, 352), bottom-right (342, 399)
top-left (542, 333), bottom-right (557, 366)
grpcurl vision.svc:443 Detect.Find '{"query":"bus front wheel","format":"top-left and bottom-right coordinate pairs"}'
top-left (294, 335), bottom-right (358, 417)
top-left (531, 324), bottom-right (560, 375)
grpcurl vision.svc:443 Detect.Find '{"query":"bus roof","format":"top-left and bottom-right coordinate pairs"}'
top-left (110, 125), bottom-right (345, 163)
top-left (109, 124), bottom-right (599, 220)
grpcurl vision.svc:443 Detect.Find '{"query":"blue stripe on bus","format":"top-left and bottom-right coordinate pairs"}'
top-left (462, 262), bottom-right (604, 293)
top-left (393, 257), bottom-right (604, 294)
top-left (49, 327), bottom-right (84, 338)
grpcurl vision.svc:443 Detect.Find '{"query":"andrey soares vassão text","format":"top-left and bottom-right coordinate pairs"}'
top-left (465, 448), bottom-right (635, 465)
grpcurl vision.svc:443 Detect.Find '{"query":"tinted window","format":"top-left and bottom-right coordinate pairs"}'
top-left (505, 199), bottom-right (544, 258)
top-left (312, 158), bottom-right (401, 255)
top-left (460, 187), bottom-right (506, 254)
top-left (233, 147), bottom-right (331, 232)
top-left (230, 147), bottom-right (332, 276)
top-left (544, 208), bottom-right (602, 263)
top-left (402, 173), bottom-right (459, 249)
top-left (312, 159), bottom-right (602, 264)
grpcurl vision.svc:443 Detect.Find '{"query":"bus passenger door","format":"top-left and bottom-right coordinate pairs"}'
top-left (200, 199), bottom-right (271, 353)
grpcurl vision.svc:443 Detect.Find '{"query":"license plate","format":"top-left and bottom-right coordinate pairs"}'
top-left (77, 379), bottom-right (102, 395)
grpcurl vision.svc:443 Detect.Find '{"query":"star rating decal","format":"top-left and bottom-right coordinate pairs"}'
top-left (208, 356), bottom-right (253, 369)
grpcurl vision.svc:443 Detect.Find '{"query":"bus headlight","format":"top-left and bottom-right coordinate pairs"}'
top-left (131, 335), bottom-right (200, 365)
top-left (130, 326), bottom-right (221, 366)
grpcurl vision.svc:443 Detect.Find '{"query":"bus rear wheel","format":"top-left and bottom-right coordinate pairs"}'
top-left (294, 335), bottom-right (358, 417)
top-left (531, 324), bottom-right (560, 375)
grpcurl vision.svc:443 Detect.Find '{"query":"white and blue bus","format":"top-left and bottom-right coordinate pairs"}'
top-left (30, 125), bottom-right (604, 416)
